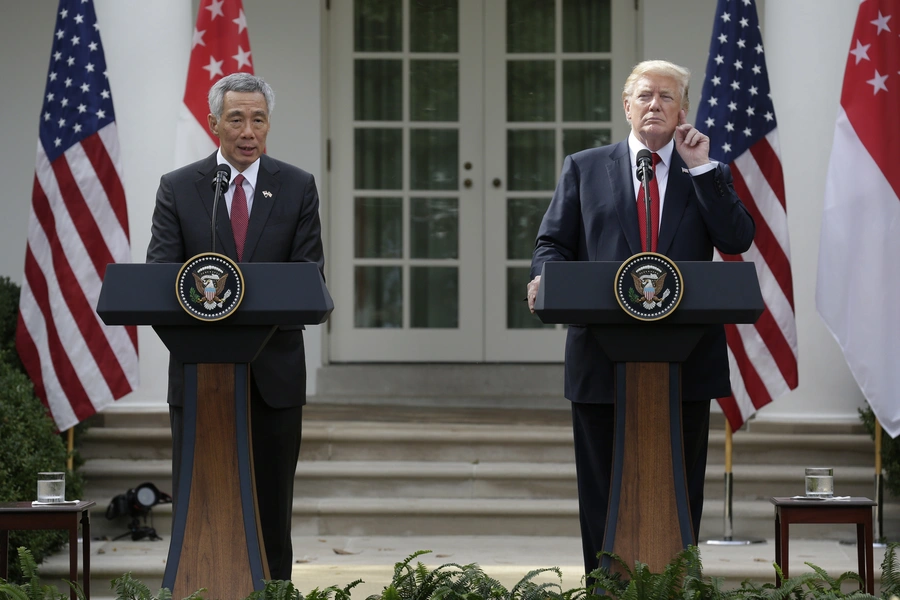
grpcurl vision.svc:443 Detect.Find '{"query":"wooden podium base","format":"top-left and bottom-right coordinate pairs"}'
top-left (603, 362), bottom-right (694, 573)
top-left (163, 363), bottom-right (269, 598)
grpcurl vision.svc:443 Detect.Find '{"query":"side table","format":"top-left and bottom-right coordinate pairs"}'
top-left (0, 500), bottom-right (95, 600)
top-left (770, 496), bottom-right (875, 594)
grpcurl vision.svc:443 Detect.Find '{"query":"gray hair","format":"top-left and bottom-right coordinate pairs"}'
top-left (208, 73), bottom-right (276, 119)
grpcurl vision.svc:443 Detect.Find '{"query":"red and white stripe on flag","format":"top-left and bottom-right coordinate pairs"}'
top-left (817, 0), bottom-right (900, 437)
top-left (175, 0), bottom-right (254, 166)
top-left (16, 0), bottom-right (138, 431)
top-left (695, 0), bottom-right (799, 431)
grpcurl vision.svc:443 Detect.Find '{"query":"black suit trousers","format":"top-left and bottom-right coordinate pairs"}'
top-left (571, 399), bottom-right (710, 577)
top-left (169, 373), bottom-right (303, 582)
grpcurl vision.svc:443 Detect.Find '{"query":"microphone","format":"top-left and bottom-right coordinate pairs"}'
top-left (635, 149), bottom-right (654, 183)
top-left (210, 164), bottom-right (232, 253)
top-left (635, 150), bottom-right (653, 252)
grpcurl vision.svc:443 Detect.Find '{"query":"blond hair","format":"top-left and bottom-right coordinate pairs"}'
top-left (622, 60), bottom-right (691, 113)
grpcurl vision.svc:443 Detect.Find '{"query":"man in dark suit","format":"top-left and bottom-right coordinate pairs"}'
top-left (146, 72), bottom-right (324, 581)
top-left (527, 60), bottom-right (755, 577)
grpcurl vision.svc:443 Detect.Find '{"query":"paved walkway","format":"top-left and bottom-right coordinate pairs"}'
top-left (39, 535), bottom-right (889, 598)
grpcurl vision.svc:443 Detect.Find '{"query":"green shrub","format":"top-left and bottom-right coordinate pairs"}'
top-left (0, 276), bottom-right (85, 582)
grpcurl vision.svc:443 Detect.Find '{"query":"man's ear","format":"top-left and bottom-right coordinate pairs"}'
top-left (207, 114), bottom-right (218, 136)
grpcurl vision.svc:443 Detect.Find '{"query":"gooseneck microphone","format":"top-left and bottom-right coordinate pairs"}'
top-left (635, 149), bottom-right (654, 252)
top-left (210, 164), bottom-right (232, 253)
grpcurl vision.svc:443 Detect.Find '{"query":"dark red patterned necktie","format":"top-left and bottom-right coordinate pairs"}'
top-left (231, 173), bottom-right (248, 261)
top-left (636, 152), bottom-right (661, 252)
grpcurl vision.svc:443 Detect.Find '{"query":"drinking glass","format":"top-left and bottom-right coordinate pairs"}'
top-left (37, 471), bottom-right (65, 503)
top-left (805, 467), bottom-right (834, 498)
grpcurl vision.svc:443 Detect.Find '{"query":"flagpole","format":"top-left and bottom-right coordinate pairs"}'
top-left (705, 420), bottom-right (765, 546)
top-left (66, 428), bottom-right (74, 472)
top-left (874, 418), bottom-right (885, 545)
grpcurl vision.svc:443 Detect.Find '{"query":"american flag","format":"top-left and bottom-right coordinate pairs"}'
top-left (175, 0), bottom-right (254, 165)
top-left (695, 0), bottom-right (798, 431)
top-left (16, 0), bottom-right (138, 431)
top-left (817, 0), bottom-right (900, 437)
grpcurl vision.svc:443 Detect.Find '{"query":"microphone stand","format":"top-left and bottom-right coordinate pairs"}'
top-left (639, 163), bottom-right (653, 252)
top-left (211, 173), bottom-right (227, 254)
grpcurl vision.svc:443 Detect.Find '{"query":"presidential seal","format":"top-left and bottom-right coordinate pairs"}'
top-left (614, 252), bottom-right (683, 321)
top-left (175, 252), bottom-right (244, 321)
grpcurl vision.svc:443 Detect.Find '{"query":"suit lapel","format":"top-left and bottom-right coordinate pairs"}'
top-left (609, 140), bottom-right (642, 255)
top-left (657, 150), bottom-right (691, 255)
top-left (194, 153), bottom-right (238, 259)
top-left (242, 156), bottom-right (281, 261)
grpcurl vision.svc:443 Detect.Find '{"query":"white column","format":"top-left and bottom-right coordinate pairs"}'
top-left (753, 0), bottom-right (864, 424)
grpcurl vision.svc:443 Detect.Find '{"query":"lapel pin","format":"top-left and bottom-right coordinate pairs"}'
top-left (681, 167), bottom-right (690, 174)
top-left (262, 190), bottom-right (272, 198)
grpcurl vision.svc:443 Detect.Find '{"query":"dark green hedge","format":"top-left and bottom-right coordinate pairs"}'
top-left (0, 275), bottom-right (85, 582)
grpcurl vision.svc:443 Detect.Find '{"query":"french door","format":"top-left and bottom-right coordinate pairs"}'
top-left (328, 0), bottom-right (635, 361)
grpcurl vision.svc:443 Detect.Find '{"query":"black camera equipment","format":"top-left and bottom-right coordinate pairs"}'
top-left (105, 482), bottom-right (172, 541)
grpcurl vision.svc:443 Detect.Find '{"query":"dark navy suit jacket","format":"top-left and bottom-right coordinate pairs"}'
top-left (146, 152), bottom-right (325, 408)
top-left (530, 139), bottom-right (755, 403)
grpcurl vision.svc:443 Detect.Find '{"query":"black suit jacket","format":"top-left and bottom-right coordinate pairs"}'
top-left (531, 139), bottom-right (755, 403)
top-left (146, 152), bottom-right (325, 408)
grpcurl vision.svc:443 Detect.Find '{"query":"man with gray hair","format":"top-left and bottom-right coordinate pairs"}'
top-left (526, 60), bottom-right (755, 577)
top-left (147, 72), bottom-right (324, 581)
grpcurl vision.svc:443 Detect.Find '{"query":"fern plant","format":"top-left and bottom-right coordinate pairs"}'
top-left (0, 547), bottom-right (70, 600)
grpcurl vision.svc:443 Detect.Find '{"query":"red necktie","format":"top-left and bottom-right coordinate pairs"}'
top-left (231, 173), bottom-right (249, 261)
top-left (636, 152), bottom-right (661, 253)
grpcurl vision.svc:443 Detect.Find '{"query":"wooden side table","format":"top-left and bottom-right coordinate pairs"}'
top-left (770, 496), bottom-right (876, 594)
top-left (0, 500), bottom-right (95, 600)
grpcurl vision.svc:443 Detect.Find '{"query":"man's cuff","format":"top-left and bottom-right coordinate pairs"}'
top-left (688, 161), bottom-right (718, 176)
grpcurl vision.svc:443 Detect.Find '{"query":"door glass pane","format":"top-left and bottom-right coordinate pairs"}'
top-left (355, 60), bottom-right (402, 121)
top-left (507, 198), bottom-right (550, 259)
top-left (411, 267), bottom-right (458, 328)
top-left (563, 129), bottom-right (612, 157)
top-left (410, 0), bottom-right (458, 52)
top-left (562, 0), bottom-right (611, 53)
top-left (410, 129), bottom-right (458, 190)
top-left (508, 130), bottom-right (555, 191)
top-left (411, 198), bottom-right (458, 259)
top-left (355, 128), bottom-right (402, 189)
top-left (507, 0), bottom-right (554, 53)
top-left (410, 60), bottom-right (459, 121)
top-left (508, 61), bottom-right (555, 122)
top-left (355, 266), bottom-right (402, 328)
top-left (563, 60), bottom-right (611, 122)
top-left (355, 0), bottom-right (402, 52)
top-left (507, 267), bottom-right (553, 329)
top-left (355, 197), bottom-right (403, 258)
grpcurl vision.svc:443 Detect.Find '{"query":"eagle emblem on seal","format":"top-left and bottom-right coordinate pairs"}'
top-left (192, 272), bottom-right (229, 308)
top-left (632, 271), bottom-right (667, 303)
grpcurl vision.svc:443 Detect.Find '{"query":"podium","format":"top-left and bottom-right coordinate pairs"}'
top-left (534, 260), bottom-right (763, 572)
top-left (97, 262), bottom-right (333, 597)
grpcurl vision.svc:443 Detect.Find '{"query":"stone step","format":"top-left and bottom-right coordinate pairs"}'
top-left (80, 419), bottom-right (877, 467)
top-left (81, 458), bottom-right (878, 508)
top-left (91, 497), bottom-right (900, 548)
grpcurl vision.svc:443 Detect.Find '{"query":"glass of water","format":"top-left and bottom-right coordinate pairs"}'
top-left (805, 467), bottom-right (834, 498)
top-left (37, 472), bottom-right (65, 503)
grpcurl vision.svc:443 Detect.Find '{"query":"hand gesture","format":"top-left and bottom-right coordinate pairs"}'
top-left (674, 110), bottom-right (710, 169)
